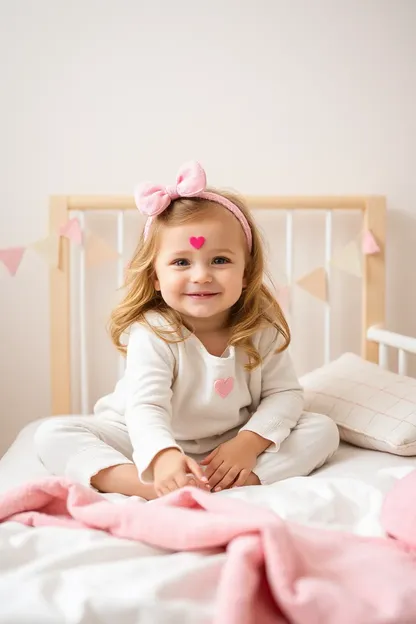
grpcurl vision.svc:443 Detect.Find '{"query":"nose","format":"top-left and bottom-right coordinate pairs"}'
top-left (191, 263), bottom-right (212, 283)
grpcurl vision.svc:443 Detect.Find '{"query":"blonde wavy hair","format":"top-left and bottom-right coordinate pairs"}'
top-left (109, 189), bottom-right (290, 370)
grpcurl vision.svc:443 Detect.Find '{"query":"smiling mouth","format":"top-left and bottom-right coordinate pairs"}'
top-left (185, 293), bottom-right (219, 299)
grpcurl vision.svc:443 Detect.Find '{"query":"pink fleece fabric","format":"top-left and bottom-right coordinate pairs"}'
top-left (0, 476), bottom-right (416, 624)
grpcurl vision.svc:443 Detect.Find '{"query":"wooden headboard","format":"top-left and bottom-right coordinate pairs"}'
top-left (49, 194), bottom-right (386, 415)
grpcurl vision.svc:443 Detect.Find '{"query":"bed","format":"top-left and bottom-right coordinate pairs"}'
top-left (1, 193), bottom-right (416, 623)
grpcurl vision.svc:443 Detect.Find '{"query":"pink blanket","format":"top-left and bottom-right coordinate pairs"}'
top-left (1, 475), bottom-right (416, 624)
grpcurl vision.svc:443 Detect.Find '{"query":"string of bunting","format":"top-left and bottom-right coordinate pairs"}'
top-left (276, 228), bottom-right (381, 310)
top-left (0, 219), bottom-right (381, 301)
top-left (0, 218), bottom-right (118, 276)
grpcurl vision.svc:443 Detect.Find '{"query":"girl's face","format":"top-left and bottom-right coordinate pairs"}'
top-left (153, 204), bottom-right (247, 330)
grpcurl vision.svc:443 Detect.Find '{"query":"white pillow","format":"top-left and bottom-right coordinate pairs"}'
top-left (300, 352), bottom-right (416, 456)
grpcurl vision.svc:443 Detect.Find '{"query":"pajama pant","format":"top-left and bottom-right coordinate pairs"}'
top-left (34, 411), bottom-right (339, 488)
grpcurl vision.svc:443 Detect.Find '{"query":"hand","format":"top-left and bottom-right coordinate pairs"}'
top-left (201, 436), bottom-right (258, 492)
top-left (152, 448), bottom-right (209, 497)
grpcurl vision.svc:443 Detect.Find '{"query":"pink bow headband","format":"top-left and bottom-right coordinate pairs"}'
top-left (134, 161), bottom-right (253, 252)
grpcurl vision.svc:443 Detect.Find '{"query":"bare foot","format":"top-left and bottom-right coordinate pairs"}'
top-left (244, 472), bottom-right (261, 486)
top-left (91, 464), bottom-right (158, 500)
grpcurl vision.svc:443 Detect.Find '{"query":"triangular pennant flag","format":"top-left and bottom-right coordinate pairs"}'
top-left (59, 217), bottom-right (82, 245)
top-left (362, 229), bottom-right (380, 255)
top-left (30, 233), bottom-right (60, 268)
top-left (331, 240), bottom-right (362, 277)
top-left (85, 231), bottom-right (119, 267)
top-left (0, 247), bottom-right (26, 276)
top-left (297, 267), bottom-right (327, 302)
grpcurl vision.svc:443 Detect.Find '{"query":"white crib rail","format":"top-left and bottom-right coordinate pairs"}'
top-left (367, 326), bottom-right (416, 375)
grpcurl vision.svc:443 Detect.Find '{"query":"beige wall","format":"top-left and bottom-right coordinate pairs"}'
top-left (1, 0), bottom-right (416, 456)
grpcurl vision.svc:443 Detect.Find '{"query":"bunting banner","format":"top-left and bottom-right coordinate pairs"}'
top-left (30, 233), bottom-right (60, 268)
top-left (0, 219), bottom-right (381, 288)
top-left (60, 217), bottom-right (83, 245)
top-left (0, 247), bottom-right (26, 276)
top-left (85, 231), bottom-right (119, 267)
top-left (330, 240), bottom-right (362, 278)
top-left (362, 229), bottom-right (380, 255)
top-left (296, 267), bottom-right (328, 302)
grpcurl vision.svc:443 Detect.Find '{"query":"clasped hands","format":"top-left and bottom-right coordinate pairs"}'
top-left (152, 431), bottom-right (268, 497)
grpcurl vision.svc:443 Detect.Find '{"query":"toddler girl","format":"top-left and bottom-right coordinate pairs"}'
top-left (35, 161), bottom-right (339, 499)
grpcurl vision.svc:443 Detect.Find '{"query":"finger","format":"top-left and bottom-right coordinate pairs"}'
top-left (232, 469), bottom-right (251, 488)
top-left (186, 457), bottom-right (209, 485)
top-left (187, 475), bottom-right (206, 489)
top-left (186, 475), bottom-right (206, 490)
top-left (184, 473), bottom-right (197, 487)
top-left (175, 474), bottom-right (189, 489)
top-left (200, 448), bottom-right (218, 465)
top-left (203, 457), bottom-right (223, 481)
top-left (213, 468), bottom-right (240, 492)
top-left (175, 475), bottom-right (189, 489)
top-left (155, 483), bottom-right (165, 496)
top-left (208, 464), bottom-right (228, 490)
top-left (196, 480), bottom-right (209, 490)
top-left (163, 480), bottom-right (177, 494)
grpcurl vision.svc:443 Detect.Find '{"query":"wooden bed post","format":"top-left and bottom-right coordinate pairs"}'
top-left (362, 196), bottom-right (386, 363)
top-left (49, 196), bottom-right (71, 415)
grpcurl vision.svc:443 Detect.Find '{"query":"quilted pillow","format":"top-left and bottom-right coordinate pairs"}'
top-left (300, 352), bottom-right (416, 456)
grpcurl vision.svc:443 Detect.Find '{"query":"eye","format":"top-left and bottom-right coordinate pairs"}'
top-left (212, 256), bottom-right (230, 265)
top-left (172, 258), bottom-right (190, 267)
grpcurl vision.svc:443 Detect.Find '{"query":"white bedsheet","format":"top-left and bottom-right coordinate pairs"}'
top-left (1, 419), bottom-right (416, 623)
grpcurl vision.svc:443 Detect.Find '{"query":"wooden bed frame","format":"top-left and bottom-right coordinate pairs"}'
top-left (49, 195), bottom-right (387, 415)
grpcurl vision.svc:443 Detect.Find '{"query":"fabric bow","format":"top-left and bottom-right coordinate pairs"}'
top-left (134, 161), bottom-right (207, 217)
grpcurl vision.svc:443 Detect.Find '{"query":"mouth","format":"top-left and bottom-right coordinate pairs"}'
top-left (185, 292), bottom-right (219, 299)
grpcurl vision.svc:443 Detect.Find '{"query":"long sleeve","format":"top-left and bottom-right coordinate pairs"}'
top-left (239, 329), bottom-right (304, 451)
top-left (124, 323), bottom-right (181, 482)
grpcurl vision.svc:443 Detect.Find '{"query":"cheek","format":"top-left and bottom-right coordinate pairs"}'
top-left (158, 271), bottom-right (185, 294)
top-left (173, 274), bottom-right (188, 292)
top-left (222, 266), bottom-right (245, 289)
top-left (233, 262), bottom-right (246, 281)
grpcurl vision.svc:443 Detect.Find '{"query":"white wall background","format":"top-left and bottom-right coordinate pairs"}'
top-left (1, 0), bottom-right (415, 457)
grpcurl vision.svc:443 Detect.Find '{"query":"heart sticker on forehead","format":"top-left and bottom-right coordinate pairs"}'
top-left (189, 236), bottom-right (205, 250)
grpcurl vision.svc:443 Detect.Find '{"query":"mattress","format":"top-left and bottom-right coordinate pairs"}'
top-left (1, 418), bottom-right (416, 623)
